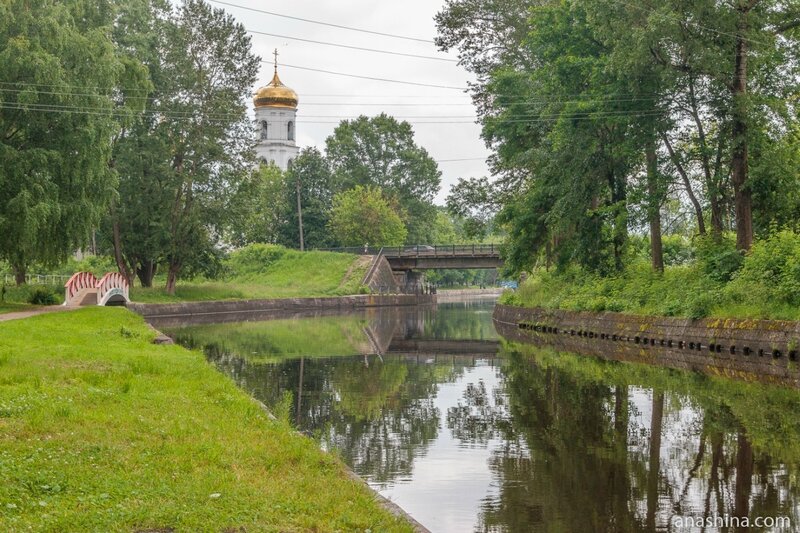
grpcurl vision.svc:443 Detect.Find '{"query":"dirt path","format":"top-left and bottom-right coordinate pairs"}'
top-left (0, 305), bottom-right (78, 323)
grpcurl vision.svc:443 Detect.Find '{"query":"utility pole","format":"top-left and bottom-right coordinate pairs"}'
top-left (296, 176), bottom-right (305, 251)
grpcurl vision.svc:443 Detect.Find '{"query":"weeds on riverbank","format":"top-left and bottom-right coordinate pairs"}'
top-left (0, 308), bottom-right (413, 531)
top-left (502, 231), bottom-right (800, 320)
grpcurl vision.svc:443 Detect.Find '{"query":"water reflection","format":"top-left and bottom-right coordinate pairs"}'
top-left (164, 302), bottom-right (800, 532)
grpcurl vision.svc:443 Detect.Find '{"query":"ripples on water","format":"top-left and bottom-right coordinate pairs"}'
top-left (163, 300), bottom-right (800, 532)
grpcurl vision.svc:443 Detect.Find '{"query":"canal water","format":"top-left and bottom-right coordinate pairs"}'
top-left (161, 300), bottom-right (800, 532)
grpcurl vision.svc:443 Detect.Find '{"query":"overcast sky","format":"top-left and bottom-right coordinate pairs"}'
top-left (207, 0), bottom-right (491, 204)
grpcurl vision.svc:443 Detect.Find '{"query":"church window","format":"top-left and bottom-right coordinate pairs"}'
top-left (260, 121), bottom-right (268, 140)
top-left (287, 121), bottom-right (295, 141)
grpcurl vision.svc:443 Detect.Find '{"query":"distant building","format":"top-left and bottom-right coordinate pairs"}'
top-left (253, 51), bottom-right (299, 171)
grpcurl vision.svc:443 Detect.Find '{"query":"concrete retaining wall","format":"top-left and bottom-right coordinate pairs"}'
top-left (362, 256), bottom-right (400, 292)
top-left (128, 294), bottom-right (435, 320)
top-left (493, 305), bottom-right (800, 387)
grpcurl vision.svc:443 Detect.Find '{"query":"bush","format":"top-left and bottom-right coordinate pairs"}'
top-left (27, 285), bottom-right (60, 305)
top-left (729, 230), bottom-right (800, 306)
top-left (226, 244), bottom-right (288, 277)
top-left (695, 235), bottom-right (744, 283)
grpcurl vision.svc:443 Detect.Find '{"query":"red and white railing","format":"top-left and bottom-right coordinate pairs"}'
top-left (64, 272), bottom-right (130, 306)
top-left (64, 272), bottom-right (99, 304)
top-left (96, 272), bottom-right (130, 306)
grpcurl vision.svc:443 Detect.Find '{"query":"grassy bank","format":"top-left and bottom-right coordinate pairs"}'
top-left (132, 245), bottom-right (370, 303)
top-left (0, 308), bottom-right (413, 532)
top-left (502, 231), bottom-right (800, 321)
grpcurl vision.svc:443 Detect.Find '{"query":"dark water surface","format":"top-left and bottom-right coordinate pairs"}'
top-left (163, 300), bottom-right (800, 532)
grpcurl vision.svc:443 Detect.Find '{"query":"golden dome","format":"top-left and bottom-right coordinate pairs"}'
top-left (254, 70), bottom-right (298, 109)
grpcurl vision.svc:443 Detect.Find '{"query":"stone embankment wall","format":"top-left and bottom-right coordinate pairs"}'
top-left (437, 288), bottom-right (504, 300)
top-left (493, 305), bottom-right (800, 386)
top-left (128, 294), bottom-right (434, 323)
top-left (362, 255), bottom-right (400, 292)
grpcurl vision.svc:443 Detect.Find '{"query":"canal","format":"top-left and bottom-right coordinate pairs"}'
top-left (161, 299), bottom-right (800, 532)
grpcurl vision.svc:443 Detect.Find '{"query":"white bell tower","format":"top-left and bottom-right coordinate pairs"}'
top-left (253, 50), bottom-right (299, 171)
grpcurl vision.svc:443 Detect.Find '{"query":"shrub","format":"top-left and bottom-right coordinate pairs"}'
top-left (729, 230), bottom-right (800, 306)
top-left (226, 244), bottom-right (288, 277)
top-left (27, 285), bottom-right (60, 305)
top-left (695, 235), bottom-right (743, 283)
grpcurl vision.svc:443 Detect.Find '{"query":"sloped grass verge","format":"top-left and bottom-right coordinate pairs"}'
top-left (0, 308), bottom-right (413, 532)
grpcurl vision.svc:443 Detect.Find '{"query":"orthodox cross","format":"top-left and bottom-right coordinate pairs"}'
top-left (273, 48), bottom-right (279, 73)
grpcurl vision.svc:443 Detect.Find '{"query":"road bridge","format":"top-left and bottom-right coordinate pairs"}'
top-left (322, 244), bottom-right (503, 270)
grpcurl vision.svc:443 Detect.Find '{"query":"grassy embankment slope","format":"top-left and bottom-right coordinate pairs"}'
top-left (502, 232), bottom-right (800, 321)
top-left (0, 245), bottom-right (371, 312)
top-left (132, 245), bottom-right (371, 303)
top-left (0, 308), bottom-right (413, 532)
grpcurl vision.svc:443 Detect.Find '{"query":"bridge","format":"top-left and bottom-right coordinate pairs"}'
top-left (322, 244), bottom-right (503, 270)
top-left (64, 272), bottom-right (130, 306)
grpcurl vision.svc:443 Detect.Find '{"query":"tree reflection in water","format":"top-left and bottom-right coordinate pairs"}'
top-left (167, 304), bottom-right (800, 532)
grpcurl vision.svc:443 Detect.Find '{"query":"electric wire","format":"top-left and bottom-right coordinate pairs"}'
top-left (208, 0), bottom-right (434, 43)
top-left (245, 28), bottom-right (456, 62)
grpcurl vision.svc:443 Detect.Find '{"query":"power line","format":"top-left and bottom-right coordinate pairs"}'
top-left (435, 157), bottom-right (489, 163)
top-left (276, 62), bottom-right (466, 90)
top-left (0, 84), bottom-right (668, 106)
top-left (0, 101), bottom-right (670, 125)
top-left (245, 28), bottom-right (456, 62)
top-left (0, 99), bottom-right (673, 122)
top-left (209, 0), bottom-right (434, 44)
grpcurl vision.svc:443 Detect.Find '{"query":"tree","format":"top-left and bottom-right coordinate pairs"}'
top-left (279, 147), bottom-right (337, 249)
top-left (0, 0), bottom-right (140, 284)
top-left (110, 0), bottom-right (259, 293)
top-left (226, 162), bottom-right (286, 247)
top-left (329, 186), bottom-right (407, 247)
top-left (325, 114), bottom-right (441, 243)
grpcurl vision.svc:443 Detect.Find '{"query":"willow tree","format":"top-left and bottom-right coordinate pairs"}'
top-left (111, 0), bottom-right (259, 293)
top-left (0, 0), bottom-right (143, 284)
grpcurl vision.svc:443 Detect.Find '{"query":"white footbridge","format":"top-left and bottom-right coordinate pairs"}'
top-left (64, 272), bottom-right (130, 306)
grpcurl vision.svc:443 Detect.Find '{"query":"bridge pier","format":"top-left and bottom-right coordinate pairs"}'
top-left (394, 270), bottom-right (425, 293)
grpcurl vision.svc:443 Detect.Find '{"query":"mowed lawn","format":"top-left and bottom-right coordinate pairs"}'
top-left (0, 308), bottom-right (413, 532)
top-left (131, 249), bottom-right (371, 303)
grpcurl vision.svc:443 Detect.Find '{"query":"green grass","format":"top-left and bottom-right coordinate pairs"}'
top-left (502, 261), bottom-right (800, 321)
top-left (132, 247), bottom-right (370, 303)
top-left (167, 316), bottom-right (372, 363)
top-left (503, 231), bottom-right (800, 321)
top-left (0, 308), bottom-right (413, 532)
top-left (0, 303), bottom-right (38, 315)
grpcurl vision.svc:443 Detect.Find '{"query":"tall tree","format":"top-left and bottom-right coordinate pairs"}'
top-left (111, 0), bottom-right (259, 293)
top-left (325, 114), bottom-right (441, 243)
top-left (0, 0), bottom-right (140, 284)
top-left (328, 186), bottom-right (407, 247)
top-left (279, 147), bottom-right (337, 249)
top-left (226, 163), bottom-right (286, 247)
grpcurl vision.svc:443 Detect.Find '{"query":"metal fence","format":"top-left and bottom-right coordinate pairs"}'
top-left (316, 244), bottom-right (500, 257)
top-left (2, 274), bottom-right (72, 286)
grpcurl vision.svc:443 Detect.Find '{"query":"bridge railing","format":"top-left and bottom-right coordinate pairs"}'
top-left (316, 244), bottom-right (500, 257)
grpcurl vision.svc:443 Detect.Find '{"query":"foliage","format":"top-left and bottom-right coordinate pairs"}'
top-left (436, 0), bottom-right (800, 274)
top-left (225, 243), bottom-right (288, 277)
top-left (329, 186), bottom-right (407, 247)
top-left (325, 114), bottom-right (441, 243)
top-left (0, 0), bottom-right (141, 283)
top-left (110, 0), bottom-right (260, 294)
top-left (695, 234), bottom-right (744, 283)
top-left (131, 245), bottom-right (368, 302)
top-left (505, 230), bottom-right (800, 320)
top-left (279, 147), bottom-right (337, 249)
top-left (0, 308), bottom-right (414, 531)
top-left (25, 285), bottom-right (59, 305)
top-left (727, 230), bottom-right (800, 307)
top-left (225, 163), bottom-right (286, 247)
